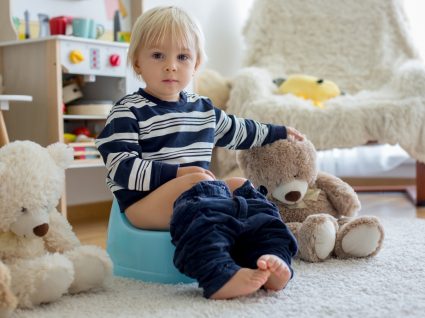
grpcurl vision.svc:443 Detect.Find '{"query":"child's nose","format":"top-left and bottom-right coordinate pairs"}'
top-left (164, 61), bottom-right (177, 72)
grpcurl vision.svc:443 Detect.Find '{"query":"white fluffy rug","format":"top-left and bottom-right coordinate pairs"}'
top-left (12, 217), bottom-right (425, 318)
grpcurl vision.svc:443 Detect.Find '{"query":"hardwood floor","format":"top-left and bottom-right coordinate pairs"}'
top-left (70, 192), bottom-right (425, 249)
top-left (358, 192), bottom-right (425, 219)
top-left (68, 201), bottom-right (110, 249)
top-left (72, 217), bottom-right (109, 249)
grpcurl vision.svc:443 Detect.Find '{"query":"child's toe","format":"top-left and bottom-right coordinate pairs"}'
top-left (257, 258), bottom-right (268, 270)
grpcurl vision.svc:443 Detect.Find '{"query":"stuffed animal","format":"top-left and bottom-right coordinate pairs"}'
top-left (194, 69), bottom-right (342, 110)
top-left (237, 139), bottom-right (384, 262)
top-left (0, 140), bottom-right (112, 313)
top-left (195, 68), bottom-right (232, 111)
top-left (273, 74), bottom-right (342, 108)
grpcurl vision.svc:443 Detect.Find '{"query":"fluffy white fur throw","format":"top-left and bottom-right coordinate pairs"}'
top-left (216, 0), bottom-right (425, 177)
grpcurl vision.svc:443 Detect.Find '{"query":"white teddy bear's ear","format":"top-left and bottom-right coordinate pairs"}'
top-left (47, 143), bottom-right (74, 169)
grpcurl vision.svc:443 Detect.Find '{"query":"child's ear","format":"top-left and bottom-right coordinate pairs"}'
top-left (134, 59), bottom-right (142, 73)
top-left (193, 61), bottom-right (201, 75)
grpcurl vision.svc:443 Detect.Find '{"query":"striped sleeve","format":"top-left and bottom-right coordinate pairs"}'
top-left (213, 108), bottom-right (287, 149)
top-left (95, 104), bottom-right (178, 192)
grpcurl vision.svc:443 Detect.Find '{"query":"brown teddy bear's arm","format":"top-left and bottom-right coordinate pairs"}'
top-left (315, 171), bottom-right (361, 217)
top-left (43, 209), bottom-right (81, 253)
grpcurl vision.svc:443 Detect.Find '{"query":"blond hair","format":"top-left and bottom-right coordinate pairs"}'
top-left (127, 6), bottom-right (206, 73)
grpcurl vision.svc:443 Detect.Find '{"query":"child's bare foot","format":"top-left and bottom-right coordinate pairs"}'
top-left (257, 255), bottom-right (291, 291)
top-left (210, 268), bottom-right (270, 300)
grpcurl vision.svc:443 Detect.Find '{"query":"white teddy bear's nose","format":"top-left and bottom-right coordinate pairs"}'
top-left (33, 223), bottom-right (49, 237)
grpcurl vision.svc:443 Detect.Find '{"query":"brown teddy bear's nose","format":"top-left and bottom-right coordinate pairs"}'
top-left (33, 223), bottom-right (49, 237)
top-left (285, 191), bottom-right (301, 202)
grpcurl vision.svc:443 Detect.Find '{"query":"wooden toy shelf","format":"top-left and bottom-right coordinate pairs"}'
top-left (0, 37), bottom-right (129, 215)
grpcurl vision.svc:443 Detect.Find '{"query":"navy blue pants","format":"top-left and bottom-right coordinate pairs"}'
top-left (170, 180), bottom-right (298, 298)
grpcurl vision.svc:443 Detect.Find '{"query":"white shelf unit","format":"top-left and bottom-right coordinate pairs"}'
top-left (63, 114), bottom-right (108, 120)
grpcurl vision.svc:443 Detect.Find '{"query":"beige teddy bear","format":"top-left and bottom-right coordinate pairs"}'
top-left (0, 141), bottom-right (112, 314)
top-left (237, 139), bottom-right (385, 262)
top-left (195, 68), bottom-right (231, 111)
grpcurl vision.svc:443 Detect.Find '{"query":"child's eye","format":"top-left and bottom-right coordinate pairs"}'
top-left (152, 52), bottom-right (164, 59)
top-left (178, 54), bottom-right (189, 61)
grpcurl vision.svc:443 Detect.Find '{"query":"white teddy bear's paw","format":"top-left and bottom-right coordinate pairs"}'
top-left (335, 216), bottom-right (384, 258)
top-left (30, 255), bottom-right (74, 306)
top-left (0, 283), bottom-right (17, 317)
top-left (65, 245), bottom-right (113, 294)
top-left (298, 214), bottom-right (338, 262)
top-left (0, 264), bottom-right (17, 315)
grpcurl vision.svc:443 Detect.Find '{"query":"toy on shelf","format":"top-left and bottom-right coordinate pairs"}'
top-left (66, 100), bottom-right (113, 116)
top-left (63, 82), bottom-right (83, 105)
top-left (70, 141), bottom-right (100, 160)
top-left (62, 77), bottom-right (113, 116)
top-left (73, 126), bottom-right (91, 137)
top-left (63, 126), bottom-right (100, 160)
top-left (63, 133), bottom-right (77, 143)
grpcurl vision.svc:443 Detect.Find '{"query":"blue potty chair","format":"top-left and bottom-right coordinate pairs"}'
top-left (107, 199), bottom-right (195, 284)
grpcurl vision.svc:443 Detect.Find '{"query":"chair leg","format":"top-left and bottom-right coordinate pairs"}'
top-left (353, 160), bottom-right (425, 207)
top-left (0, 110), bottom-right (10, 147)
top-left (403, 161), bottom-right (425, 206)
top-left (415, 161), bottom-right (425, 206)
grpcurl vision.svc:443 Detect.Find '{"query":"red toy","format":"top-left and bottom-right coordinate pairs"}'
top-left (73, 127), bottom-right (91, 137)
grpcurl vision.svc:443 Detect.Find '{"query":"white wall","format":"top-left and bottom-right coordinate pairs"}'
top-left (143, 0), bottom-right (255, 77)
top-left (404, 0), bottom-right (425, 60)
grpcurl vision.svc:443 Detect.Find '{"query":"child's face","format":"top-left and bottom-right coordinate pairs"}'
top-left (134, 34), bottom-right (199, 102)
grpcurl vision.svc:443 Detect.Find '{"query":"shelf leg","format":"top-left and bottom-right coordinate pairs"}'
top-left (0, 110), bottom-right (10, 147)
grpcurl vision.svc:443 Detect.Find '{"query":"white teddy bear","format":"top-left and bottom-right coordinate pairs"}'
top-left (0, 141), bottom-right (112, 314)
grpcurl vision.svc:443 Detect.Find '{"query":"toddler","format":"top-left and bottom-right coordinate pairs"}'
top-left (96, 6), bottom-right (301, 299)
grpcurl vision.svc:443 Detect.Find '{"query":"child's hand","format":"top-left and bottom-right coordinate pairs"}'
top-left (286, 127), bottom-right (305, 141)
top-left (177, 166), bottom-right (216, 179)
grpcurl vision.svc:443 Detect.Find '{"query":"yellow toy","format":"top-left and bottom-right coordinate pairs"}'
top-left (274, 74), bottom-right (342, 108)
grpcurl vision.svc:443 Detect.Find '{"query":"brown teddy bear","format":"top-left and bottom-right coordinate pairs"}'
top-left (237, 139), bottom-right (385, 262)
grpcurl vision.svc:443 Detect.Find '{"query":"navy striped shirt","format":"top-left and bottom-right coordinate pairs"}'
top-left (95, 89), bottom-right (287, 211)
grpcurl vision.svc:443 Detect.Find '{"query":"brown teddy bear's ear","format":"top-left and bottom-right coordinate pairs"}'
top-left (47, 143), bottom-right (74, 169)
top-left (237, 146), bottom-right (271, 187)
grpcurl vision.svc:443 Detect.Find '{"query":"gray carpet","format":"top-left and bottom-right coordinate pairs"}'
top-left (12, 217), bottom-right (425, 318)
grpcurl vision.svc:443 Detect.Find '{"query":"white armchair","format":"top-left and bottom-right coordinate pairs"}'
top-left (216, 0), bottom-right (425, 205)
